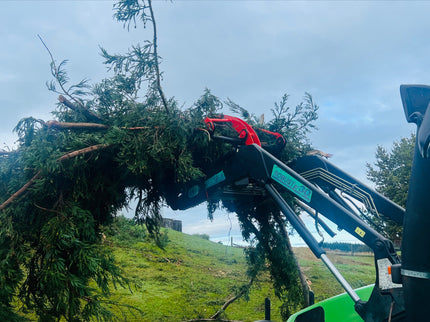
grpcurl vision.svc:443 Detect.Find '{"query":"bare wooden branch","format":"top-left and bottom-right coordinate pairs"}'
top-left (306, 149), bottom-right (332, 159)
top-left (210, 278), bottom-right (255, 320)
top-left (0, 144), bottom-right (110, 212)
top-left (45, 120), bottom-right (158, 132)
top-left (126, 126), bottom-right (151, 130)
top-left (0, 171), bottom-right (41, 211)
top-left (57, 144), bottom-right (110, 162)
top-left (46, 120), bottom-right (109, 130)
top-left (58, 95), bottom-right (104, 123)
top-left (57, 94), bottom-right (79, 112)
top-left (34, 203), bottom-right (62, 215)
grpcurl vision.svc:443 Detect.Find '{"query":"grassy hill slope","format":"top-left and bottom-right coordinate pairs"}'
top-left (101, 217), bottom-right (375, 321)
top-left (104, 218), bottom-right (280, 321)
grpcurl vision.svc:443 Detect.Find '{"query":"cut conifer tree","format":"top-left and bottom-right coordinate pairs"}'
top-left (0, 1), bottom-right (320, 320)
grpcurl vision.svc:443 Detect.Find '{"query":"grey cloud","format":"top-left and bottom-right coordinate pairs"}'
top-left (1, 1), bottom-right (428, 243)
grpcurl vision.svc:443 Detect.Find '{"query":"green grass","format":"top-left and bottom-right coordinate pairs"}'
top-left (294, 248), bottom-right (375, 302)
top-left (17, 219), bottom-right (377, 321)
top-left (105, 228), bottom-right (283, 321)
top-left (103, 224), bottom-right (376, 321)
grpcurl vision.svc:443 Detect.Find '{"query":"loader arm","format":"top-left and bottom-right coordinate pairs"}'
top-left (164, 83), bottom-right (430, 321)
top-left (166, 142), bottom-right (405, 321)
top-left (288, 154), bottom-right (404, 226)
top-left (288, 84), bottom-right (430, 322)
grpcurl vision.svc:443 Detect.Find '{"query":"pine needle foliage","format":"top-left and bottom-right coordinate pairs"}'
top-left (0, 1), bottom-right (319, 320)
top-left (366, 134), bottom-right (415, 244)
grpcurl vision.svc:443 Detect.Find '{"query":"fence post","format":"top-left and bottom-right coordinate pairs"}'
top-left (265, 297), bottom-right (271, 321)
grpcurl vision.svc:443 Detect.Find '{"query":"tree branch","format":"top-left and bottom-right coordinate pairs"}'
top-left (46, 120), bottom-right (109, 130)
top-left (45, 120), bottom-right (156, 131)
top-left (0, 171), bottom-right (41, 211)
top-left (0, 144), bottom-right (110, 212)
top-left (210, 277), bottom-right (255, 320)
top-left (38, 35), bottom-right (104, 123)
top-left (148, 0), bottom-right (169, 115)
top-left (57, 144), bottom-right (110, 162)
top-left (34, 203), bottom-right (62, 215)
top-left (58, 95), bottom-right (104, 123)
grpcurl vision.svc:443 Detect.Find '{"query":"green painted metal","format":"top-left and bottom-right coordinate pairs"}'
top-left (204, 170), bottom-right (226, 189)
top-left (287, 285), bottom-right (374, 322)
top-left (271, 164), bottom-right (312, 202)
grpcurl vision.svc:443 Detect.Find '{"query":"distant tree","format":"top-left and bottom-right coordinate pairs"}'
top-left (193, 234), bottom-right (210, 240)
top-left (366, 133), bottom-right (415, 244)
top-left (323, 242), bottom-right (372, 254)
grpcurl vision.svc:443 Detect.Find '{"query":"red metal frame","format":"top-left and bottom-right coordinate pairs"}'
top-left (205, 115), bottom-right (261, 146)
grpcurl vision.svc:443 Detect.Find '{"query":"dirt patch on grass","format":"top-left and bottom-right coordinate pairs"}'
top-left (293, 247), bottom-right (318, 261)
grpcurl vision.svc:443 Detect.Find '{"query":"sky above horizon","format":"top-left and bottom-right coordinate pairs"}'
top-left (1, 1), bottom-right (427, 246)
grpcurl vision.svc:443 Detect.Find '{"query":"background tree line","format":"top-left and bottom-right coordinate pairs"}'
top-left (322, 242), bottom-right (372, 254)
top-left (366, 133), bottom-right (415, 245)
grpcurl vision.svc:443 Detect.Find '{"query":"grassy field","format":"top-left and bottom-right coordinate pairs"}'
top-left (106, 225), bottom-right (280, 321)
top-left (17, 218), bottom-right (375, 321)
top-left (294, 248), bottom-right (375, 303)
top-left (100, 218), bottom-right (376, 321)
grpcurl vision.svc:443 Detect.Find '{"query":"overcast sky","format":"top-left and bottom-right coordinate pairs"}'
top-left (1, 1), bottom-right (427, 246)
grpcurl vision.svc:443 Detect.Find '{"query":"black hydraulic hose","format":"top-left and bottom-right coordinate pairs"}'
top-left (296, 199), bottom-right (337, 238)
